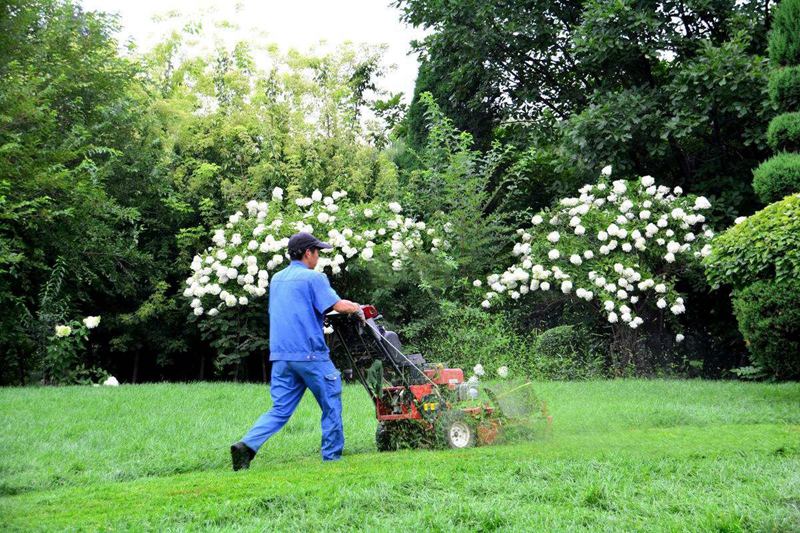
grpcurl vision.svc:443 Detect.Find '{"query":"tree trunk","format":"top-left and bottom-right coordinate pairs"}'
top-left (132, 351), bottom-right (140, 384)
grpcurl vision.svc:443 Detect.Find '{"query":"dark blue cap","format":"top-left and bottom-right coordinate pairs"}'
top-left (288, 232), bottom-right (332, 255)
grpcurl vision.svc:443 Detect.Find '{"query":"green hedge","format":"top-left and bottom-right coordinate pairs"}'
top-left (769, 66), bottom-right (800, 112)
top-left (404, 302), bottom-right (608, 380)
top-left (752, 152), bottom-right (800, 204)
top-left (767, 112), bottom-right (800, 152)
top-left (732, 279), bottom-right (800, 379)
top-left (531, 325), bottom-right (605, 380)
top-left (704, 194), bottom-right (800, 288)
top-left (404, 301), bottom-right (539, 378)
top-left (768, 0), bottom-right (800, 67)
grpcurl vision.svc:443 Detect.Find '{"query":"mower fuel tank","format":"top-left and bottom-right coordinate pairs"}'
top-left (424, 368), bottom-right (464, 389)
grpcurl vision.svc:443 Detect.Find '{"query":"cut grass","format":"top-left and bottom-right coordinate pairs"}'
top-left (1, 380), bottom-right (798, 531)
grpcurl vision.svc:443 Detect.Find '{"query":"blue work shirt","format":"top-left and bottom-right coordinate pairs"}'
top-left (269, 260), bottom-right (341, 361)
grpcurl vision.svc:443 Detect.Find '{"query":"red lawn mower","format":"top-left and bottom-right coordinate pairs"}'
top-left (326, 305), bottom-right (551, 451)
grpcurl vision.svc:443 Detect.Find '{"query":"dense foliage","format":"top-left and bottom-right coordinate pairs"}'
top-left (4, 0), bottom-right (798, 384)
top-left (703, 0), bottom-right (800, 379)
top-left (752, 151), bottom-right (800, 203)
top-left (732, 278), bottom-right (800, 379)
top-left (394, 0), bottom-right (775, 221)
top-left (705, 194), bottom-right (800, 289)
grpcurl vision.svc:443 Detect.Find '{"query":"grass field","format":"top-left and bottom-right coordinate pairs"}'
top-left (1, 379), bottom-right (799, 531)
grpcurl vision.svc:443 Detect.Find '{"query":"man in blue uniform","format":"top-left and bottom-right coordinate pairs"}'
top-left (230, 232), bottom-right (362, 470)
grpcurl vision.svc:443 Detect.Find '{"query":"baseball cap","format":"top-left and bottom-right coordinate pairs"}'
top-left (288, 232), bottom-right (332, 255)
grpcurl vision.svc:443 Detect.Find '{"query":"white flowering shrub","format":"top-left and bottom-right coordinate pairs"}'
top-left (184, 187), bottom-right (450, 319)
top-left (478, 167), bottom-right (714, 344)
top-left (45, 315), bottom-right (106, 385)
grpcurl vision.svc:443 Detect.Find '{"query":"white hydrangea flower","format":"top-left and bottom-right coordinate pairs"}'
top-left (473, 364), bottom-right (485, 376)
top-left (83, 316), bottom-right (101, 329)
top-left (497, 366), bottom-right (509, 378)
top-left (272, 187), bottom-right (284, 200)
top-left (388, 202), bottom-right (402, 214)
top-left (55, 325), bottom-right (72, 337)
top-left (601, 165), bottom-right (612, 176)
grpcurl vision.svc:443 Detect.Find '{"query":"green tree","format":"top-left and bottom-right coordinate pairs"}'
top-left (395, 0), bottom-right (776, 220)
top-left (0, 0), bottom-right (160, 383)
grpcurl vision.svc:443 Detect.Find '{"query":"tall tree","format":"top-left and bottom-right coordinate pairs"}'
top-left (395, 0), bottom-right (776, 219)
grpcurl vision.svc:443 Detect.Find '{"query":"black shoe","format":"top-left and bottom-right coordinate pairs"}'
top-left (230, 442), bottom-right (256, 471)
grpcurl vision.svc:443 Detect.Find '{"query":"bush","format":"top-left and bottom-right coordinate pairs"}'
top-left (732, 279), bottom-right (800, 379)
top-left (752, 152), bottom-right (800, 204)
top-left (705, 194), bottom-right (800, 288)
top-left (767, 112), bottom-right (800, 152)
top-left (768, 66), bottom-right (800, 112)
top-left (402, 301), bottom-right (539, 379)
top-left (532, 325), bottom-right (605, 380)
top-left (768, 0), bottom-right (800, 67)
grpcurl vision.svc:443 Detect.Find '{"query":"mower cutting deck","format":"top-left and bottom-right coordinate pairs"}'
top-left (326, 304), bottom-right (550, 451)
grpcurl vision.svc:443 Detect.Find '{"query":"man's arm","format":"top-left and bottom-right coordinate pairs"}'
top-left (332, 299), bottom-right (361, 315)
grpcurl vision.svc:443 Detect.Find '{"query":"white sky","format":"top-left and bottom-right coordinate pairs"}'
top-left (81, 0), bottom-right (427, 102)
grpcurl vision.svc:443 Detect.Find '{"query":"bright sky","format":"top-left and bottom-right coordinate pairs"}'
top-left (81, 0), bottom-right (428, 102)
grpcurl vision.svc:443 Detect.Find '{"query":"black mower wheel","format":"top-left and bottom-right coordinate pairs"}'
top-left (375, 422), bottom-right (393, 452)
top-left (436, 410), bottom-right (476, 449)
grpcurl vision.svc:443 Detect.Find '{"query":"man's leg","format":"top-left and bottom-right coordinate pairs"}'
top-left (240, 360), bottom-right (306, 453)
top-left (299, 360), bottom-right (344, 461)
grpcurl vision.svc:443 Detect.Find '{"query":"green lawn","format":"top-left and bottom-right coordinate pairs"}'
top-left (1, 380), bottom-right (798, 531)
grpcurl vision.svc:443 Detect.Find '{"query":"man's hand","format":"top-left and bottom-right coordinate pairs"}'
top-left (332, 299), bottom-right (363, 319)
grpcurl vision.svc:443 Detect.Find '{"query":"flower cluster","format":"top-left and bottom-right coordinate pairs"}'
top-left (467, 363), bottom-right (510, 385)
top-left (54, 316), bottom-right (101, 337)
top-left (478, 168), bottom-right (713, 339)
top-left (185, 188), bottom-right (449, 317)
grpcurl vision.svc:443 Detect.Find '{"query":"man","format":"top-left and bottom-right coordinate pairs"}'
top-left (230, 232), bottom-right (362, 470)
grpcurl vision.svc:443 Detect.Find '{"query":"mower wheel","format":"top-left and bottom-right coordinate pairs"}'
top-left (375, 422), bottom-right (393, 452)
top-left (436, 410), bottom-right (476, 449)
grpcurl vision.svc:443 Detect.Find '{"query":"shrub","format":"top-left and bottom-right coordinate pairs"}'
top-left (732, 279), bottom-right (800, 379)
top-left (705, 196), bottom-right (800, 380)
top-left (768, 66), bottom-right (800, 112)
top-left (705, 194), bottom-right (800, 288)
top-left (402, 301), bottom-right (539, 379)
top-left (532, 325), bottom-right (605, 379)
top-left (768, 0), bottom-right (800, 67)
top-left (478, 168), bottom-right (714, 369)
top-left (766, 112), bottom-right (800, 152)
top-left (752, 152), bottom-right (800, 204)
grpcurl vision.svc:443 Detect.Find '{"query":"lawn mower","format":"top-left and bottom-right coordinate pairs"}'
top-left (325, 304), bottom-right (551, 451)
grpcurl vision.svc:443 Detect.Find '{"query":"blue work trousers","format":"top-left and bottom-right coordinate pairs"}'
top-left (241, 360), bottom-right (344, 461)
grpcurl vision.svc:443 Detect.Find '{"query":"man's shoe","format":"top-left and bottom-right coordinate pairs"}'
top-left (230, 442), bottom-right (256, 471)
